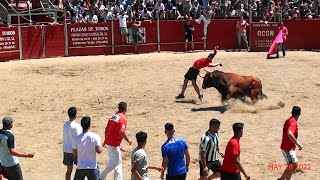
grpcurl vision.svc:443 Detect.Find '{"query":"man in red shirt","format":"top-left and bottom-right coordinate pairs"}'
top-left (220, 123), bottom-right (250, 180)
top-left (276, 21), bottom-right (288, 58)
top-left (278, 106), bottom-right (302, 180)
top-left (99, 102), bottom-right (132, 180)
top-left (175, 46), bottom-right (222, 101)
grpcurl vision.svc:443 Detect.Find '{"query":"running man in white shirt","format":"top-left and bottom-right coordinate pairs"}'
top-left (131, 131), bottom-right (163, 180)
top-left (73, 116), bottom-right (103, 180)
top-left (117, 11), bottom-right (129, 44)
top-left (63, 107), bottom-right (82, 180)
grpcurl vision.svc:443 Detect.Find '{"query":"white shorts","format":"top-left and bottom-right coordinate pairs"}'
top-left (282, 150), bottom-right (298, 164)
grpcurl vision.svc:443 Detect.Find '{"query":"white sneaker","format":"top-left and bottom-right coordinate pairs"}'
top-left (195, 19), bottom-right (201, 24)
top-left (201, 36), bottom-right (207, 40)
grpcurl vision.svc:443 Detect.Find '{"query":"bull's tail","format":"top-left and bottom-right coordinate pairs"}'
top-left (257, 78), bottom-right (268, 100)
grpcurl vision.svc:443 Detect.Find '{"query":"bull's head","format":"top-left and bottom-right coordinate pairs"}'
top-left (202, 72), bottom-right (219, 89)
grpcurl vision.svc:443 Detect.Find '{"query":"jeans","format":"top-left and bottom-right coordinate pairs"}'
top-left (237, 31), bottom-right (249, 50)
top-left (196, 15), bottom-right (211, 37)
top-left (99, 145), bottom-right (122, 180)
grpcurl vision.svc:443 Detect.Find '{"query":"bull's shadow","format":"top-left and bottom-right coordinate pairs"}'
top-left (191, 106), bottom-right (227, 113)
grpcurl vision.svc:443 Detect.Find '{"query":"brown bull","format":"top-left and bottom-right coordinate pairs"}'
top-left (201, 70), bottom-right (267, 104)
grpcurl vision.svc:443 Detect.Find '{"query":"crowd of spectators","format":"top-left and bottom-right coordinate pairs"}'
top-left (52, 0), bottom-right (320, 24)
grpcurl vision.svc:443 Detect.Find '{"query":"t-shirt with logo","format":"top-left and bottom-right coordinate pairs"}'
top-left (72, 132), bottom-right (101, 169)
top-left (193, 58), bottom-right (212, 70)
top-left (104, 112), bottom-right (127, 147)
top-left (131, 148), bottom-right (149, 180)
top-left (63, 120), bottom-right (82, 153)
top-left (0, 129), bottom-right (19, 167)
top-left (220, 137), bottom-right (240, 173)
top-left (161, 137), bottom-right (188, 176)
top-left (281, 117), bottom-right (298, 150)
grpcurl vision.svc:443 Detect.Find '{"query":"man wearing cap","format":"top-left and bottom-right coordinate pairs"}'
top-left (278, 106), bottom-right (302, 180)
top-left (99, 102), bottom-right (132, 180)
top-left (160, 123), bottom-right (190, 180)
top-left (0, 117), bottom-right (34, 180)
top-left (175, 46), bottom-right (222, 101)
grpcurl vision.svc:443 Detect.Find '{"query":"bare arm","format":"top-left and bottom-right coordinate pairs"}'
top-left (148, 165), bottom-right (163, 171)
top-left (185, 149), bottom-right (190, 171)
top-left (200, 151), bottom-right (208, 175)
top-left (233, 155), bottom-right (250, 179)
top-left (9, 148), bottom-right (34, 158)
top-left (131, 162), bottom-right (143, 180)
top-left (72, 149), bottom-right (77, 159)
top-left (160, 157), bottom-right (168, 179)
top-left (119, 130), bottom-right (132, 145)
top-left (209, 63), bottom-right (222, 67)
top-left (288, 130), bottom-right (302, 150)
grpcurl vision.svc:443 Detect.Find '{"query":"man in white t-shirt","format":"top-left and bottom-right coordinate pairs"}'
top-left (117, 11), bottom-right (129, 44)
top-left (73, 116), bottom-right (103, 180)
top-left (63, 107), bottom-right (82, 180)
top-left (131, 131), bottom-right (163, 180)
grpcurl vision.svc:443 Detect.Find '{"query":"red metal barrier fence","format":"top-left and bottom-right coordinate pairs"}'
top-left (0, 20), bottom-right (319, 62)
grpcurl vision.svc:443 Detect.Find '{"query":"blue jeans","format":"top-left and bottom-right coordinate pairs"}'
top-left (74, 168), bottom-right (100, 180)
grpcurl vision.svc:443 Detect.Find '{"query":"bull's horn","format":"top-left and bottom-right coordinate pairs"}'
top-left (198, 74), bottom-right (205, 78)
top-left (203, 68), bottom-right (210, 73)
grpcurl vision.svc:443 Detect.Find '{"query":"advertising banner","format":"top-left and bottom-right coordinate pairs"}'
top-left (250, 23), bottom-right (279, 51)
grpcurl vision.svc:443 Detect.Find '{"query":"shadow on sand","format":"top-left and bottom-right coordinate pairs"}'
top-left (175, 100), bottom-right (197, 104)
top-left (191, 106), bottom-right (227, 113)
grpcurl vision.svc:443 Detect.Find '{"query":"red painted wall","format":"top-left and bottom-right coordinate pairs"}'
top-left (21, 26), bottom-right (43, 59)
top-left (44, 25), bottom-right (65, 58)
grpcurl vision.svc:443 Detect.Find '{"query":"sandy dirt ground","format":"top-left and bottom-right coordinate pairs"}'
top-left (0, 51), bottom-right (319, 180)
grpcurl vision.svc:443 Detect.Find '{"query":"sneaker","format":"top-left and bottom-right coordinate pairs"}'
top-left (175, 94), bottom-right (185, 99)
top-left (201, 36), bottom-right (207, 40)
top-left (195, 19), bottom-right (201, 24)
top-left (198, 94), bottom-right (203, 101)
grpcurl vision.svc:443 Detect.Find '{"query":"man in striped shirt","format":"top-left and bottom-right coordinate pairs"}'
top-left (199, 119), bottom-right (224, 180)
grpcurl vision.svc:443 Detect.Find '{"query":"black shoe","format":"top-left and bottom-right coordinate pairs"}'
top-left (198, 94), bottom-right (203, 101)
top-left (175, 94), bottom-right (185, 99)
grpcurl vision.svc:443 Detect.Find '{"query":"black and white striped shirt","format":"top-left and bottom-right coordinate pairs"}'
top-left (199, 130), bottom-right (219, 162)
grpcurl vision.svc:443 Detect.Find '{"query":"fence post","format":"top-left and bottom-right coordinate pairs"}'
top-left (64, 13), bottom-right (68, 57)
top-left (42, 26), bottom-right (45, 58)
top-left (112, 20), bottom-right (115, 55)
top-left (17, 14), bottom-right (23, 60)
top-left (157, 12), bottom-right (160, 53)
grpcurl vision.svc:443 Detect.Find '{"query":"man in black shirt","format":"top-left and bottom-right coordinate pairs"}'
top-left (184, 17), bottom-right (195, 52)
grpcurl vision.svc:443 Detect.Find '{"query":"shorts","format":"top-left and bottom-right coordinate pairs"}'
top-left (282, 150), bottom-right (298, 164)
top-left (185, 34), bottom-right (193, 42)
top-left (120, 27), bottom-right (128, 35)
top-left (2, 164), bottom-right (23, 180)
top-left (166, 173), bottom-right (186, 180)
top-left (220, 171), bottom-right (241, 180)
top-left (74, 168), bottom-right (99, 180)
top-left (184, 67), bottom-right (199, 81)
top-left (63, 152), bottom-right (78, 166)
top-left (0, 163), bottom-right (7, 178)
top-left (199, 160), bottom-right (221, 176)
top-left (132, 34), bottom-right (143, 44)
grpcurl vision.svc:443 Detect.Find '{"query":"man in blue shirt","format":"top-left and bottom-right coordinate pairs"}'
top-left (160, 123), bottom-right (190, 180)
top-left (0, 117), bottom-right (34, 180)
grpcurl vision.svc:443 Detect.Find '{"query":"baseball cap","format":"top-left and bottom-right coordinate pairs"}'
top-left (2, 116), bottom-right (14, 126)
